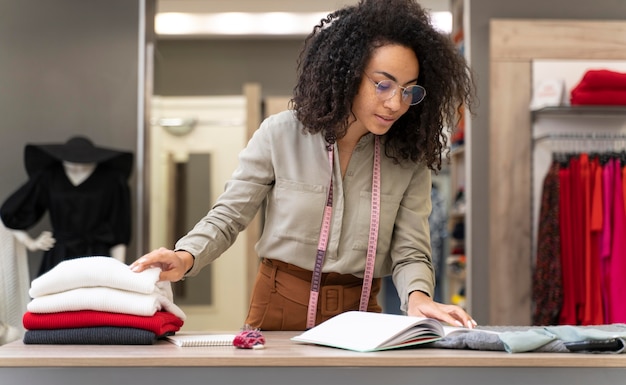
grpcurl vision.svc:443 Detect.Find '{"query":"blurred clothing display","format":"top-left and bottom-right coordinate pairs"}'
top-left (0, 136), bottom-right (133, 276)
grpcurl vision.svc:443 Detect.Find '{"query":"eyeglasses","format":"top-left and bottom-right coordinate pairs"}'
top-left (365, 75), bottom-right (426, 106)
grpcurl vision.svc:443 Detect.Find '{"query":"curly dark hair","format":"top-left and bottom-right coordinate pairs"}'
top-left (291, 0), bottom-right (475, 171)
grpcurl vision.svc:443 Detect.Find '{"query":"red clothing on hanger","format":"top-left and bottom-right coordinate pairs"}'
top-left (569, 156), bottom-right (586, 324)
top-left (600, 158), bottom-right (615, 324)
top-left (609, 158), bottom-right (626, 323)
top-left (559, 164), bottom-right (577, 325)
top-left (584, 156), bottom-right (604, 325)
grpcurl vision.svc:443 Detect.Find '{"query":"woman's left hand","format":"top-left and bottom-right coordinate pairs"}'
top-left (406, 290), bottom-right (477, 329)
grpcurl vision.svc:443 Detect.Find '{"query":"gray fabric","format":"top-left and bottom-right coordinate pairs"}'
top-left (427, 327), bottom-right (506, 351)
top-left (427, 324), bottom-right (626, 353)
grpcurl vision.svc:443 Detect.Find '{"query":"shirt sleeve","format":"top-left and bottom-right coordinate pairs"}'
top-left (390, 163), bottom-right (435, 312)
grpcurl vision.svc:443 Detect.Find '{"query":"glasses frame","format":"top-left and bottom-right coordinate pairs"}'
top-left (365, 75), bottom-right (426, 106)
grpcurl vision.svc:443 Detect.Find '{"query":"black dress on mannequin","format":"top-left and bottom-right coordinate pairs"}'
top-left (0, 136), bottom-right (133, 277)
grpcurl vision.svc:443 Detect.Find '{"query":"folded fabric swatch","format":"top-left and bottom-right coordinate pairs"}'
top-left (570, 89), bottom-right (626, 106)
top-left (29, 256), bottom-right (161, 298)
top-left (23, 310), bottom-right (183, 336)
top-left (497, 329), bottom-right (557, 353)
top-left (545, 324), bottom-right (626, 342)
top-left (27, 286), bottom-right (186, 320)
top-left (428, 324), bottom-right (626, 353)
top-left (23, 326), bottom-right (158, 345)
top-left (499, 324), bottom-right (626, 353)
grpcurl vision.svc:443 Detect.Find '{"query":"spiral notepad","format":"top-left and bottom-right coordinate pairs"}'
top-left (165, 333), bottom-right (236, 347)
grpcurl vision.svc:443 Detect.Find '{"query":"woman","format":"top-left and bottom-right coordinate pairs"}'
top-left (131, 0), bottom-right (476, 330)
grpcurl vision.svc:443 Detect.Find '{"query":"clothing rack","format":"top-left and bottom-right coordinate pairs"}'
top-left (534, 132), bottom-right (626, 142)
top-left (531, 132), bottom-right (626, 326)
top-left (530, 131), bottom-right (626, 277)
top-left (533, 132), bottom-right (626, 154)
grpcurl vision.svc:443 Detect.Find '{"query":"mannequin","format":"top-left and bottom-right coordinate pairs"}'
top-left (6, 161), bottom-right (127, 263)
top-left (0, 137), bottom-right (133, 276)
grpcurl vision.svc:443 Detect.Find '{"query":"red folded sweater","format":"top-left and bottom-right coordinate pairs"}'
top-left (571, 69), bottom-right (626, 105)
top-left (570, 89), bottom-right (626, 106)
top-left (575, 69), bottom-right (626, 90)
top-left (23, 310), bottom-right (183, 336)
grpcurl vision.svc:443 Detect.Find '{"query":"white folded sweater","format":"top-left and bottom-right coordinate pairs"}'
top-left (27, 286), bottom-right (186, 320)
top-left (29, 256), bottom-right (161, 298)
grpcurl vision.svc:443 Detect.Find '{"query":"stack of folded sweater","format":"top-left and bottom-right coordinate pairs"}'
top-left (22, 256), bottom-right (186, 345)
top-left (570, 69), bottom-right (626, 106)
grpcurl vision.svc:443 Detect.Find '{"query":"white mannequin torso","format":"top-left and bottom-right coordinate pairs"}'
top-left (63, 161), bottom-right (96, 186)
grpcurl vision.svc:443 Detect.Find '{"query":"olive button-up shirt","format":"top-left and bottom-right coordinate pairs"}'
top-left (176, 110), bottom-right (434, 312)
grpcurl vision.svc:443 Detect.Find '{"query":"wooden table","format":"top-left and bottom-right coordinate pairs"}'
top-left (1, 331), bottom-right (625, 385)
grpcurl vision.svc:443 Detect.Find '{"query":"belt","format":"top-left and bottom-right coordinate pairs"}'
top-left (260, 258), bottom-right (381, 317)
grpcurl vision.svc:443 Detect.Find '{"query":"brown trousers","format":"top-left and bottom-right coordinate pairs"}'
top-left (245, 258), bottom-right (381, 331)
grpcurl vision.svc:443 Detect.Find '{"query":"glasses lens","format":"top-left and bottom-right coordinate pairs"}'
top-left (375, 80), bottom-right (395, 98)
top-left (372, 77), bottom-right (426, 105)
top-left (404, 85), bottom-right (426, 105)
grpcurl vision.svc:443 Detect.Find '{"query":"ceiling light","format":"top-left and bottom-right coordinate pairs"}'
top-left (155, 12), bottom-right (329, 37)
top-left (155, 11), bottom-right (453, 37)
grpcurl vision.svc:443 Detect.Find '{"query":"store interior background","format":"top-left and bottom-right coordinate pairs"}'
top-left (2, 0), bottom-right (626, 330)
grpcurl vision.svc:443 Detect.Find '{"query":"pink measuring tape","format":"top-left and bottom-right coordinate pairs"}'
top-left (306, 136), bottom-right (381, 329)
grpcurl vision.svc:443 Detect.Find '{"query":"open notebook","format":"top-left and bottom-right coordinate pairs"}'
top-left (291, 311), bottom-right (495, 352)
top-left (164, 332), bottom-right (236, 347)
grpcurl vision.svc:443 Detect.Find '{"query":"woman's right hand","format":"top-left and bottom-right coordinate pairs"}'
top-left (129, 247), bottom-right (194, 282)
